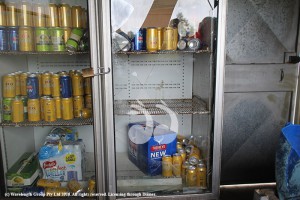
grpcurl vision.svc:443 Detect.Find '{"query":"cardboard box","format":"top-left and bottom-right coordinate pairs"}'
top-left (128, 121), bottom-right (177, 176)
top-left (6, 152), bottom-right (39, 187)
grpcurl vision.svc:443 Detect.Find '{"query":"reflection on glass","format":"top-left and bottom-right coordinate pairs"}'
top-left (112, 0), bottom-right (217, 197)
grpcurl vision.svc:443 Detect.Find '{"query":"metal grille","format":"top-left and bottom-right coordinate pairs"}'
top-left (1, 118), bottom-right (93, 127)
top-left (0, 51), bottom-right (89, 55)
top-left (116, 49), bottom-right (210, 55)
top-left (114, 96), bottom-right (209, 115)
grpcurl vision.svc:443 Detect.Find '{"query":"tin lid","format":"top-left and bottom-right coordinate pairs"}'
top-left (177, 39), bottom-right (187, 50)
top-left (52, 73), bottom-right (60, 77)
top-left (189, 156), bottom-right (199, 166)
top-left (178, 148), bottom-right (186, 154)
top-left (28, 73), bottom-right (37, 77)
top-left (163, 155), bottom-right (172, 158)
top-left (173, 153), bottom-right (181, 157)
top-left (183, 160), bottom-right (190, 166)
top-left (188, 165), bottom-right (196, 170)
top-left (197, 162), bottom-right (206, 168)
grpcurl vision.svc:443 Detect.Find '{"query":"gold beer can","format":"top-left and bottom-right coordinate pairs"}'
top-left (33, 3), bottom-right (46, 27)
top-left (157, 27), bottom-right (163, 50)
top-left (44, 97), bottom-right (56, 122)
top-left (84, 77), bottom-right (92, 95)
top-left (0, 2), bottom-right (7, 26)
top-left (69, 69), bottom-right (75, 77)
top-left (28, 98), bottom-right (40, 122)
top-left (73, 96), bottom-right (84, 118)
top-left (12, 97), bottom-right (24, 123)
top-left (146, 27), bottom-right (158, 52)
top-left (186, 165), bottom-right (197, 187)
top-left (72, 72), bottom-right (84, 96)
top-left (162, 155), bottom-right (173, 177)
top-left (196, 161), bottom-right (207, 188)
top-left (46, 3), bottom-right (59, 27)
top-left (40, 96), bottom-right (46, 120)
top-left (6, 2), bottom-right (18, 27)
top-left (178, 148), bottom-right (187, 162)
top-left (162, 27), bottom-right (177, 50)
top-left (172, 153), bottom-right (182, 177)
top-left (62, 97), bottom-right (74, 120)
top-left (19, 27), bottom-right (34, 51)
top-left (54, 97), bottom-right (62, 119)
top-left (81, 8), bottom-right (87, 29)
top-left (59, 4), bottom-right (71, 28)
top-left (81, 108), bottom-right (92, 118)
top-left (2, 74), bottom-right (16, 98)
top-left (71, 6), bottom-right (82, 28)
top-left (19, 1), bottom-right (33, 27)
top-left (36, 73), bottom-right (43, 96)
top-left (62, 27), bottom-right (71, 44)
top-left (20, 72), bottom-right (28, 96)
top-left (15, 72), bottom-right (21, 96)
top-left (176, 141), bottom-right (183, 152)
top-left (181, 160), bottom-right (189, 180)
top-left (188, 146), bottom-right (201, 165)
top-left (42, 72), bottom-right (52, 96)
top-left (85, 94), bottom-right (92, 109)
top-left (51, 73), bottom-right (60, 97)
top-left (173, 28), bottom-right (178, 50)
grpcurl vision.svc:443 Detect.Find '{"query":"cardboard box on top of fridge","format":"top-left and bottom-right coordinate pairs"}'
top-left (128, 121), bottom-right (177, 176)
top-left (6, 152), bottom-right (40, 187)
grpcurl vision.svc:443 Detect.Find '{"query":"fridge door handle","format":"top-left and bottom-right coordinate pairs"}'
top-left (97, 67), bottom-right (111, 75)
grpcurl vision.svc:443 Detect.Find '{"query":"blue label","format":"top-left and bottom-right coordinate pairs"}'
top-left (60, 76), bottom-right (72, 98)
top-left (8, 27), bottom-right (19, 51)
top-left (27, 76), bottom-right (39, 99)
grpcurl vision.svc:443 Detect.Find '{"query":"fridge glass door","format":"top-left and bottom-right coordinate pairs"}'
top-left (0, 0), bottom-right (97, 198)
top-left (111, 0), bottom-right (218, 197)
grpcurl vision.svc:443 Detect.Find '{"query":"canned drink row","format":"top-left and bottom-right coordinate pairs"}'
top-left (2, 70), bottom-right (92, 99)
top-left (162, 154), bottom-right (207, 188)
top-left (0, 2), bottom-right (87, 28)
top-left (0, 26), bottom-right (87, 52)
top-left (2, 96), bottom-right (92, 123)
top-left (122, 27), bottom-right (202, 52)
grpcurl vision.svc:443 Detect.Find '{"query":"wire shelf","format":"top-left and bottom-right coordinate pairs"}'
top-left (1, 118), bottom-right (93, 127)
top-left (0, 51), bottom-right (89, 55)
top-left (115, 49), bottom-right (211, 55)
top-left (114, 96), bottom-right (210, 115)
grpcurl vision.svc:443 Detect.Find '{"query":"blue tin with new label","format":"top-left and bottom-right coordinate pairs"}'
top-left (60, 75), bottom-right (72, 98)
top-left (8, 27), bottom-right (19, 51)
top-left (26, 74), bottom-right (39, 99)
top-left (0, 27), bottom-right (8, 51)
top-left (133, 28), bottom-right (146, 51)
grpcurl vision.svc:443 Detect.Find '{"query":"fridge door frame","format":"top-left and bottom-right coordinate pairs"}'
top-left (98, 0), bottom-right (227, 199)
top-left (88, 0), bottom-right (107, 198)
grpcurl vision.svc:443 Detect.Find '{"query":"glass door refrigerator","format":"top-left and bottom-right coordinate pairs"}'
top-left (99, 0), bottom-right (226, 199)
top-left (0, 0), bottom-right (105, 198)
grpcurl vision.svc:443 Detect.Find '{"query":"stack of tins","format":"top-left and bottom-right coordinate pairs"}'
top-left (2, 70), bottom-right (92, 123)
top-left (0, 2), bottom-right (87, 52)
top-left (161, 135), bottom-right (207, 189)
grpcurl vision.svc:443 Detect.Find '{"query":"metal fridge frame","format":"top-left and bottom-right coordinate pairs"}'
top-left (97, 0), bottom-right (227, 199)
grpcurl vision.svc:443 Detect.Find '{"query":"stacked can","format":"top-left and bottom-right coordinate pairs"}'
top-left (27, 73), bottom-right (40, 122)
top-left (162, 135), bottom-right (207, 189)
top-left (47, 3), bottom-right (64, 51)
top-left (19, 2), bottom-right (34, 52)
top-left (72, 71), bottom-right (84, 118)
top-left (60, 72), bottom-right (73, 120)
top-left (0, 2), bottom-right (8, 51)
top-left (59, 4), bottom-right (72, 45)
top-left (34, 3), bottom-right (50, 51)
top-left (6, 2), bottom-right (19, 51)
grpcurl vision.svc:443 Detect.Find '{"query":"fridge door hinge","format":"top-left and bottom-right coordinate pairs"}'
top-left (82, 67), bottom-right (111, 78)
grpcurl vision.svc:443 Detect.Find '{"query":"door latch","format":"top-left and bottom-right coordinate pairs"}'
top-left (82, 67), bottom-right (111, 78)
